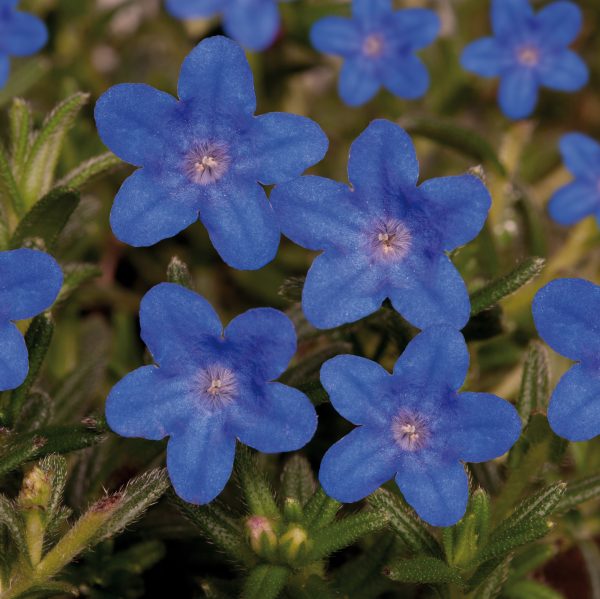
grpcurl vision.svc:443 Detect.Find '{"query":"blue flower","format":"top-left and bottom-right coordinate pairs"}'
top-left (271, 119), bottom-right (491, 330)
top-left (105, 283), bottom-right (317, 504)
top-left (0, 249), bottom-right (62, 391)
top-left (310, 0), bottom-right (439, 106)
top-left (549, 133), bottom-right (600, 226)
top-left (165, 0), bottom-right (285, 51)
top-left (461, 0), bottom-right (588, 120)
top-left (318, 326), bottom-right (521, 526)
top-left (532, 278), bottom-right (600, 442)
top-left (95, 36), bottom-right (328, 270)
top-left (0, 0), bottom-right (48, 89)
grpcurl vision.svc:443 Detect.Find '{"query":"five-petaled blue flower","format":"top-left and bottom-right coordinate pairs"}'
top-left (319, 326), bottom-right (521, 526)
top-left (0, 0), bottom-right (48, 89)
top-left (310, 0), bottom-right (440, 107)
top-left (105, 283), bottom-right (317, 504)
top-left (95, 36), bottom-right (328, 270)
top-left (0, 249), bottom-right (62, 391)
top-left (271, 119), bottom-right (491, 331)
top-left (549, 133), bottom-right (600, 227)
top-left (533, 278), bottom-right (600, 442)
top-left (461, 0), bottom-right (588, 120)
top-left (165, 0), bottom-right (286, 52)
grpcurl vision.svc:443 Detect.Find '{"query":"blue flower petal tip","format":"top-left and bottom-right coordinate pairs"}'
top-left (165, 0), bottom-right (282, 51)
top-left (318, 326), bottom-right (521, 526)
top-left (0, 0), bottom-right (48, 89)
top-left (94, 35), bottom-right (328, 270)
top-left (310, 1), bottom-right (440, 106)
top-left (271, 119), bottom-right (490, 330)
top-left (533, 278), bottom-right (600, 442)
top-left (105, 283), bottom-right (317, 504)
top-left (461, 0), bottom-right (588, 120)
top-left (0, 249), bottom-right (62, 391)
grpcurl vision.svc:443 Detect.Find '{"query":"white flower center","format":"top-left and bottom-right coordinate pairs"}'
top-left (362, 34), bottom-right (385, 58)
top-left (517, 45), bottom-right (540, 67)
top-left (370, 218), bottom-right (412, 261)
top-left (185, 140), bottom-right (230, 185)
top-left (392, 410), bottom-right (430, 451)
top-left (198, 365), bottom-right (237, 406)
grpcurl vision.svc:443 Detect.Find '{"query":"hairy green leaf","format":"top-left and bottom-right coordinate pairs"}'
top-left (384, 556), bottom-right (463, 585)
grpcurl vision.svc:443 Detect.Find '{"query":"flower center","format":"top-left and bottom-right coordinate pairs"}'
top-left (362, 34), bottom-right (385, 58)
top-left (198, 365), bottom-right (237, 406)
top-left (516, 45), bottom-right (540, 67)
top-left (392, 410), bottom-right (430, 451)
top-left (370, 219), bottom-right (412, 261)
top-left (185, 140), bottom-right (230, 185)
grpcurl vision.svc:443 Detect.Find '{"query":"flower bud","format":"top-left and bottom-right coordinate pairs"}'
top-left (245, 515), bottom-right (278, 560)
top-left (18, 465), bottom-right (52, 510)
top-left (278, 525), bottom-right (310, 564)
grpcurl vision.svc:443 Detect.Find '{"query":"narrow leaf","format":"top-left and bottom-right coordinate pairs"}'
top-left (517, 341), bottom-right (550, 423)
top-left (0, 140), bottom-right (23, 217)
top-left (242, 564), bottom-right (289, 599)
top-left (556, 473), bottom-right (600, 512)
top-left (281, 454), bottom-right (316, 507)
top-left (0, 494), bottom-right (29, 559)
top-left (55, 152), bottom-right (122, 189)
top-left (384, 556), bottom-right (463, 585)
top-left (55, 262), bottom-right (102, 307)
top-left (509, 544), bottom-right (557, 580)
top-left (504, 580), bottom-right (565, 599)
top-left (235, 446), bottom-right (280, 519)
top-left (303, 488), bottom-right (341, 530)
top-left (166, 256), bottom-right (193, 289)
top-left (471, 555), bottom-right (512, 599)
top-left (9, 98), bottom-right (32, 180)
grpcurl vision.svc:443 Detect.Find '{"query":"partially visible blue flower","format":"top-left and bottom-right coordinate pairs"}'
top-left (0, 249), bottom-right (62, 391)
top-left (549, 133), bottom-right (600, 226)
top-left (95, 36), bottom-right (328, 270)
top-left (165, 0), bottom-right (285, 51)
top-left (461, 0), bottom-right (588, 120)
top-left (271, 119), bottom-right (491, 331)
top-left (0, 0), bottom-right (48, 89)
top-left (533, 278), bottom-right (600, 442)
top-left (310, 0), bottom-right (440, 106)
top-left (106, 283), bottom-right (317, 504)
top-left (318, 326), bottom-right (521, 526)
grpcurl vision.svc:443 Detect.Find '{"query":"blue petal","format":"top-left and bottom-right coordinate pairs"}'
top-left (352, 0), bottom-right (392, 24)
top-left (270, 176), bottom-right (367, 252)
top-left (548, 181), bottom-right (599, 226)
top-left (391, 9), bottom-right (440, 50)
top-left (228, 382), bottom-right (317, 452)
top-left (0, 322), bottom-right (28, 391)
top-left (388, 255), bottom-right (471, 330)
top-left (0, 10), bottom-right (47, 56)
top-left (539, 50), bottom-right (588, 92)
top-left (448, 392), bottom-right (521, 462)
top-left (302, 252), bottom-right (386, 329)
top-left (536, 1), bottom-right (582, 48)
top-left (246, 112), bottom-right (328, 185)
top-left (140, 283), bottom-right (222, 374)
top-left (200, 179), bottom-right (280, 270)
top-left (109, 168), bottom-right (201, 247)
top-left (532, 278), bottom-right (600, 364)
top-left (461, 38), bottom-right (505, 77)
top-left (498, 67), bottom-right (539, 120)
top-left (321, 355), bottom-right (394, 427)
top-left (0, 54), bottom-right (9, 88)
top-left (339, 58), bottom-right (380, 107)
top-left (319, 426), bottom-right (400, 503)
top-left (310, 16), bottom-right (362, 56)
top-left (105, 365), bottom-right (197, 440)
top-left (224, 308), bottom-right (297, 381)
top-left (547, 363), bottom-right (600, 442)
top-left (393, 327), bottom-right (469, 394)
top-left (178, 36), bottom-right (255, 119)
top-left (165, 0), bottom-right (221, 18)
top-left (95, 84), bottom-right (183, 168)
top-left (0, 249), bottom-right (62, 321)
top-left (223, 0), bottom-right (280, 51)
top-left (560, 133), bottom-right (600, 179)
top-left (395, 455), bottom-right (468, 527)
top-left (381, 54), bottom-right (429, 100)
top-left (348, 120), bottom-right (419, 197)
top-left (491, 0), bottom-right (534, 39)
top-left (418, 174), bottom-right (491, 251)
top-left (167, 414), bottom-right (236, 504)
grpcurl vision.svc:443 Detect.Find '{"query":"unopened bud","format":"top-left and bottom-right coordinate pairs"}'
top-left (245, 515), bottom-right (278, 559)
top-left (18, 465), bottom-right (52, 510)
top-left (279, 525), bottom-right (310, 564)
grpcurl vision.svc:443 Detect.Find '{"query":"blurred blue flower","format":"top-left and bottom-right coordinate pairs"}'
top-left (533, 278), bottom-right (600, 442)
top-left (461, 0), bottom-right (588, 120)
top-left (549, 133), bottom-right (600, 226)
top-left (106, 283), bottom-right (317, 504)
top-left (165, 0), bottom-right (286, 51)
top-left (310, 0), bottom-right (439, 106)
top-left (0, 249), bottom-right (62, 391)
top-left (271, 119), bottom-right (491, 330)
top-left (95, 36), bottom-right (328, 270)
top-left (0, 0), bottom-right (48, 89)
top-left (319, 327), bottom-right (521, 526)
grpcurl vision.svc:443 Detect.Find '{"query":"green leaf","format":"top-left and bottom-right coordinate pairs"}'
top-left (235, 446), bottom-right (280, 519)
top-left (509, 544), bottom-right (557, 580)
top-left (55, 152), bottom-right (122, 190)
top-left (286, 574), bottom-right (338, 599)
top-left (556, 472), bottom-right (600, 512)
top-left (470, 257), bottom-right (546, 316)
top-left (281, 454), bottom-right (316, 507)
top-left (11, 581), bottom-right (78, 598)
top-left (9, 98), bottom-right (32, 181)
top-left (517, 341), bottom-right (550, 424)
top-left (0, 494), bottom-right (29, 560)
top-left (12, 391), bottom-right (53, 432)
top-left (368, 489), bottom-right (441, 556)
top-left (242, 564), bottom-right (289, 599)
top-left (40, 455), bottom-right (68, 528)
top-left (166, 256), bottom-right (193, 289)
top-left (10, 187), bottom-right (80, 250)
top-left (54, 262), bottom-right (102, 307)
top-left (384, 556), bottom-right (463, 585)
top-left (503, 580), bottom-right (565, 599)
top-left (303, 488), bottom-right (341, 530)
top-left (103, 540), bottom-right (166, 575)
top-left (471, 555), bottom-right (511, 599)
top-left (0, 141), bottom-right (23, 219)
